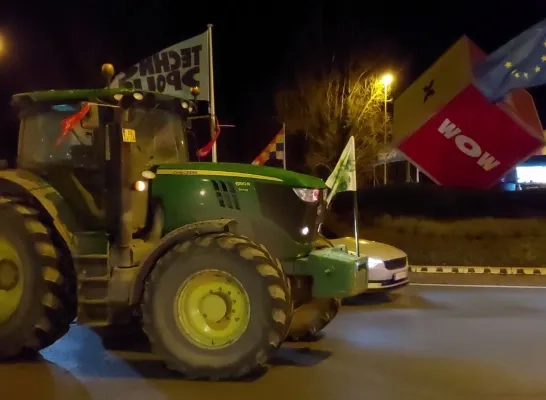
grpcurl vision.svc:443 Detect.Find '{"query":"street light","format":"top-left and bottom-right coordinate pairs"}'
top-left (381, 73), bottom-right (393, 86)
top-left (380, 73), bottom-right (394, 185)
top-left (0, 35), bottom-right (6, 57)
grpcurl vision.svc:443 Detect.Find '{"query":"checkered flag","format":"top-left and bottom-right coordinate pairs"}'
top-left (252, 126), bottom-right (286, 168)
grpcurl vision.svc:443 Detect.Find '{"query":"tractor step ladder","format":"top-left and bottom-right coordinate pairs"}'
top-left (75, 253), bottom-right (111, 327)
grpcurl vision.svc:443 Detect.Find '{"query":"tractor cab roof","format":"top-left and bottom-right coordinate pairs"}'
top-left (11, 88), bottom-right (192, 110)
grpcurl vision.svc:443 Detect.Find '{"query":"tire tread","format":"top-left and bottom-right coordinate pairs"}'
top-left (142, 232), bottom-right (292, 380)
top-left (0, 197), bottom-right (76, 357)
top-left (287, 298), bottom-right (341, 341)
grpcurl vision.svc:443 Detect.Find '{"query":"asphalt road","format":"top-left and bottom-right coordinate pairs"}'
top-left (4, 285), bottom-right (546, 400)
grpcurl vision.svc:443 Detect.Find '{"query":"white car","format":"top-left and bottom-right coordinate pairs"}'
top-left (327, 237), bottom-right (410, 292)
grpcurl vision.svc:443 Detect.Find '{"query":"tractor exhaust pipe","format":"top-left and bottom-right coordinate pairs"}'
top-left (118, 108), bottom-right (134, 267)
top-left (109, 107), bottom-right (134, 268)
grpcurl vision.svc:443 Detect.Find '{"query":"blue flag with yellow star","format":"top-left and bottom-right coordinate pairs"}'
top-left (474, 19), bottom-right (546, 102)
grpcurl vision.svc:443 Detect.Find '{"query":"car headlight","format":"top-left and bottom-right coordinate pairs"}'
top-left (293, 188), bottom-right (320, 203)
top-left (367, 257), bottom-right (383, 269)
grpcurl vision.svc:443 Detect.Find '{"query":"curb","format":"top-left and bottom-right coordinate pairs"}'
top-left (410, 266), bottom-right (546, 275)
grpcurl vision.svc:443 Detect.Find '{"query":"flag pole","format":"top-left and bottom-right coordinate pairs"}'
top-left (325, 135), bottom-right (359, 255)
top-left (282, 123), bottom-right (287, 170)
top-left (351, 136), bottom-right (360, 257)
top-left (353, 187), bottom-right (360, 257)
top-left (207, 24), bottom-right (217, 163)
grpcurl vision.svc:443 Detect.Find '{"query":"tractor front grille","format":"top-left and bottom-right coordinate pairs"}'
top-left (255, 183), bottom-right (321, 243)
top-left (211, 180), bottom-right (241, 210)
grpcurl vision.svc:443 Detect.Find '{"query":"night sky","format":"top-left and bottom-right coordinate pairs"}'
top-left (0, 1), bottom-right (545, 164)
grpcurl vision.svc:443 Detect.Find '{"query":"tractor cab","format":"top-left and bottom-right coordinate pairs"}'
top-left (12, 89), bottom-right (196, 233)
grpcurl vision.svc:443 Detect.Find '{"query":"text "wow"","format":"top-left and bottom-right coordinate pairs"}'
top-left (437, 119), bottom-right (501, 171)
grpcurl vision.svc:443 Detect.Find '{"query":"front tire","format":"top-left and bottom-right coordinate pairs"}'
top-left (0, 199), bottom-right (76, 359)
top-left (142, 232), bottom-right (292, 380)
top-left (287, 234), bottom-right (340, 341)
top-left (287, 298), bottom-right (341, 341)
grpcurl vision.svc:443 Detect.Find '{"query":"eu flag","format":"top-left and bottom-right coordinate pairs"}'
top-left (474, 19), bottom-right (546, 102)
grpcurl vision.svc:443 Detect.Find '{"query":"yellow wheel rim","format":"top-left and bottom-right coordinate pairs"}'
top-left (175, 269), bottom-right (251, 349)
top-left (0, 237), bottom-right (23, 324)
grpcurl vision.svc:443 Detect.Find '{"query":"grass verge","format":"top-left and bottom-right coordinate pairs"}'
top-left (325, 213), bottom-right (546, 267)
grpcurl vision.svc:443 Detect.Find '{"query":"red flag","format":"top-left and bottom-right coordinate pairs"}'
top-left (55, 102), bottom-right (91, 147)
top-left (196, 118), bottom-right (221, 158)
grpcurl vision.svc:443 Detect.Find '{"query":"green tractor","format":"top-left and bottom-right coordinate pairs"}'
top-left (0, 66), bottom-right (368, 379)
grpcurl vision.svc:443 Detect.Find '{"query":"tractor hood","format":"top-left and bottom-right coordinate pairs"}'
top-left (155, 162), bottom-right (326, 188)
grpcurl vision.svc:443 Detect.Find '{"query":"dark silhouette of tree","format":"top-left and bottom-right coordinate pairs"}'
top-left (275, 62), bottom-right (392, 186)
top-left (274, 3), bottom-right (402, 186)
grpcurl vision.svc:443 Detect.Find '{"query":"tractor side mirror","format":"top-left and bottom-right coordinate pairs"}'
top-left (81, 104), bottom-right (99, 130)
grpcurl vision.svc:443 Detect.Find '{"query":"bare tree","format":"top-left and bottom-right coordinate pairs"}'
top-left (275, 60), bottom-right (391, 186)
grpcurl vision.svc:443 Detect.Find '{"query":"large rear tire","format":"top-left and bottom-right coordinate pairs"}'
top-left (142, 232), bottom-right (292, 380)
top-left (0, 199), bottom-right (76, 359)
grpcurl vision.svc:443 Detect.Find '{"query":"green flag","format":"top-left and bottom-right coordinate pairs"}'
top-left (325, 136), bottom-right (357, 204)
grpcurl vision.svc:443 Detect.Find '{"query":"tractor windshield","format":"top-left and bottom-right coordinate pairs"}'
top-left (124, 106), bottom-right (189, 166)
top-left (17, 102), bottom-right (190, 170)
top-left (18, 103), bottom-right (102, 169)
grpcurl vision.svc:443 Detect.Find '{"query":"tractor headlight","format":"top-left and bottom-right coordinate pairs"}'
top-left (181, 100), bottom-right (197, 114)
top-left (293, 188), bottom-right (320, 203)
top-left (133, 180), bottom-right (147, 192)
